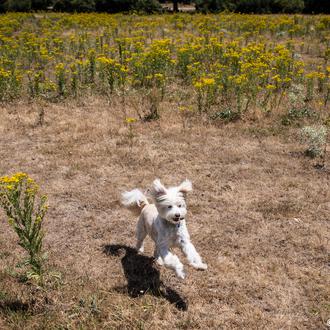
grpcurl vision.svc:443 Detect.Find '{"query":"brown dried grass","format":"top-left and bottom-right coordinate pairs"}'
top-left (0, 97), bottom-right (329, 329)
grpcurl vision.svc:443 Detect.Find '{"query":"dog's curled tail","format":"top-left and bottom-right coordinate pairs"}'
top-left (121, 189), bottom-right (149, 215)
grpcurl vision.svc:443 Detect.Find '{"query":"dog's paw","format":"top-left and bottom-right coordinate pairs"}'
top-left (136, 247), bottom-right (144, 254)
top-left (191, 262), bottom-right (207, 270)
top-left (176, 269), bottom-right (186, 279)
top-left (198, 262), bottom-right (208, 270)
top-left (155, 256), bottom-right (164, 266)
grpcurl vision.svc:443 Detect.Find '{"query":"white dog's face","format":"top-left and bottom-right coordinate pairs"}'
top-left (149, 179), bottom-right (192, 224)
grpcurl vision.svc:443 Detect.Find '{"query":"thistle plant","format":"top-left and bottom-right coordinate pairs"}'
top-left (0, 173), bottom-right (48, 282)
top-left (300, 125), bottom-right (327, 159)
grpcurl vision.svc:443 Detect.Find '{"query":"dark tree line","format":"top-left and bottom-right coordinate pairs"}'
top-left (0, 0), bottom-right (161, 12)
top-left (193, 0), bottom-right (330, 14)
top-left (0, 0), bottom-right (329, 13)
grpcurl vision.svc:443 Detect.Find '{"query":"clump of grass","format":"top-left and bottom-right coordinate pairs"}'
top-left (300, 125), bottom-right (327, 159)
top-left (125, 117), bottom-right (137, 149)
top-left (211, 108), bottom-right (241, 122)
top-left (145, 87), bottom-right (161, 121)
top-left (0, 173), bottom-right (48, 283)
top-left (178, 105), bottom-right (194, 130)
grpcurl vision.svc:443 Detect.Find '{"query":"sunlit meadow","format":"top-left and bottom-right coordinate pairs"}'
top-left (0, 13), bottom-right (329, 121)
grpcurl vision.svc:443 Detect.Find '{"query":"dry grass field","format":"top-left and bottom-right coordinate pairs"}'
top-left (0, 98), bottom-right (329, 329)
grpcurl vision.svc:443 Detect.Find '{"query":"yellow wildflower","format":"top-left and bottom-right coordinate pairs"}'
top-left (125, 117), bottom-right (137, 124)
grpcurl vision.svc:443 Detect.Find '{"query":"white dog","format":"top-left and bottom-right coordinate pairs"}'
top-left (121, 179), bottom-right (207, 279)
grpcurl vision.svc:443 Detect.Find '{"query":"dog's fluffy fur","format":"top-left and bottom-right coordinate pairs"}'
top-left (121, 179), bottom-right (207, 279)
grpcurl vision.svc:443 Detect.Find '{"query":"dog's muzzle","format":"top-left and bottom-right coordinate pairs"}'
top-left (172, 217), bottom-right (184, 223)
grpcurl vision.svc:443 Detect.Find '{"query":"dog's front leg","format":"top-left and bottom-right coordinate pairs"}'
top-left (180, 239), bottom-right (207, 271)
top-left (178, 224), bottom-right (207, 270)
top-left (159, 246), bottom-right (185, 279)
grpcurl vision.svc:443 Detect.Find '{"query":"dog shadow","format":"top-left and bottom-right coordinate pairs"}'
top-left (102, 244), bottom-right (188, 311)
top-left (0, 299), bottom-right (29, 313)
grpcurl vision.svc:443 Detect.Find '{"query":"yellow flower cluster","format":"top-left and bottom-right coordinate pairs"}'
top-left (0, 172), bottom-right (38, 195)
top-left (0, 12), bottom-right (328, 113)
top-left (194, 77), bottom-right (216, 89)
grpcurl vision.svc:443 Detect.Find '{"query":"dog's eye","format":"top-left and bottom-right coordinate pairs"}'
top-left (168, 205), bottom-right (172, 209)
top-left (178, 205), bottom-right (182, 208)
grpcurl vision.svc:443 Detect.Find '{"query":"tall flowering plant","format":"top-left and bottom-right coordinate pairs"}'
top-left (0, 173), bottom-right (48, 282)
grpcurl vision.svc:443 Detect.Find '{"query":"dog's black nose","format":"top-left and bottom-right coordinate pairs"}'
top-left (175, 213), bottom-right (180, 218)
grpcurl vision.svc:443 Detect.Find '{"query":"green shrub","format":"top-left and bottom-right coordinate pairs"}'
top-left (195, 0), bottom-right (307, 13)
top-left (195, 0), bottom-right (235, 13)
top-left (300, 125), bottom-right (327, 158)
top-left (133, 0), bottom-right (161, 13)
top-left (211, 108), bottom-right (241, 122)
top-left (281, 85), bottom-right (316, 126)
top-left (53, 0), bottom-right (95, 12)
top-left (94, 0), bottom-right (161, 13)
top-left (303, 0), bottom-right (330, 14)
top-left (5, 0), bottom-right (31, 11)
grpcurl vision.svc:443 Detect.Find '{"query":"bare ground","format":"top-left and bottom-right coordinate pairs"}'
top-left (0, 98), bottom-right (329, 329)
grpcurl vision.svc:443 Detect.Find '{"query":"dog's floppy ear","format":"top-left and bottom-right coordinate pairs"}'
top-left (150, 179), bottom-right (167, 199)
top-left (178, 179), bottom-right (192, 194)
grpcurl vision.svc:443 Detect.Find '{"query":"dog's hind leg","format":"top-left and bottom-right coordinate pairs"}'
top-left (136, 218), bottom-right (147, 253)
top-left (153, 248), bottom-right (164, 266)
